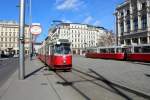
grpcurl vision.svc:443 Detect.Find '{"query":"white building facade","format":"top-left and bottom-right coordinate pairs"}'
top-left (115, 0), bottom-right (150, 46)
top-left (48, 23), bottom-right (111, 55)
top-left (0, 20), bottom-right (30, 55)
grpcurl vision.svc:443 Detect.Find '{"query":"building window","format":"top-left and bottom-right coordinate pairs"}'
top-left (121, 12), bottom-right (124, 17)
top-left (126, 20), bottom-right (130, 32)
top-left (1, 32), bottom-right (3, 36)
top-left (5, 32), bottom-right (7, 36)
top-left (142, 2), bottom-right (146, 10)
top-left (120, 40), bottom-right (124, 44)
top-left (134, 17), bottom-right (138, 31)
top-left (127, 10), bottom-right (130, 15)
top-left (132, 38), bottom-right (138, 44)
top-left (120, 22), bottom-right (124, 35)
top-left (140, 37), bottom-right (147, 44)
top-left (126, 39), bottom-right (131, 45)
top-left (142, 15), bottom-right (147, 29)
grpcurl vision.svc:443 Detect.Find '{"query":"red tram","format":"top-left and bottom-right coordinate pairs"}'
top-left (86, 44), bottom-right (150, 62)
top-left (38, 38), bottom-right (72, 71)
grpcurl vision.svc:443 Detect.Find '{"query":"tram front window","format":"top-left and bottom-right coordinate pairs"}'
top-left (55, 44), bottom-right (71, 54)
top-left (63, 46), bottom-right (71, 54)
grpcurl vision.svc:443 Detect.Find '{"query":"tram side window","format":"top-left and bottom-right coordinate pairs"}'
top-left (142, 46), bottom-right (150, 53)
top-left (110, 48), bottom-right (115, 53)
top-left (116, 48), bottom-right (122, 53)
top-left (51, 46), bottom-right (54, 54)
top-left (46, 45), bottom-right (49, 55)
top-left (87, 49), bottom-right (95, 53)
top-left (126, 48), bottom-right (132, 53)
top-left (134, 47), bottom-right (142, 53)
top-left (100, 49), bottom-right (106, 53)
top-left (49, 45), bottom-right (51, 55)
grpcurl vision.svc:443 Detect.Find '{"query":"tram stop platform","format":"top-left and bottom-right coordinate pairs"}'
top-left (0, 57), bottom-right (60, 100)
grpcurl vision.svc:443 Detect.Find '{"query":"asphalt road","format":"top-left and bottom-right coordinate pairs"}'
top-left (0, 57), bottom-right (18, 88)
top-left (73, 56), bottom-right (150, 99)
top-left (44, 55), bottom-right (150, 100)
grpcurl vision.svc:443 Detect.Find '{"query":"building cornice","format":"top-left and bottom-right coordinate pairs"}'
top-left (116, 1), bottom-right (129, 10)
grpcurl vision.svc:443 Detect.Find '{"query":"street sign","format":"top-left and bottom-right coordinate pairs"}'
top-left (30, 25), bottom-right (42, 35)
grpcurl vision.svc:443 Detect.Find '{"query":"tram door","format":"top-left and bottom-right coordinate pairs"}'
top-left (45, 45), bottom-right (49, 64)
top-left (49, 45), bottom-right (53, 66)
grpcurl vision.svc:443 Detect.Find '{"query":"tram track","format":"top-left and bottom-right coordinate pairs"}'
top-left (52, 66), bottom-right (150, 100)
top-left (72, 66), bottom-right (150, 99)
top-left (55, 70), bottom-right (91, 100)
top-left (54, 70), bottom-right (125, 99)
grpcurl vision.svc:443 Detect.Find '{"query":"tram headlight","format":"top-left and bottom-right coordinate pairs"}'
top-left (63, 55), bottom-right (66, 64)
top-left (63, 60), bottom-right (66, 64)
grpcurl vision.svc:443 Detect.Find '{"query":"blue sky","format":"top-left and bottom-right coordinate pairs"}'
top-left (0, 0), bottom-right (124, 42)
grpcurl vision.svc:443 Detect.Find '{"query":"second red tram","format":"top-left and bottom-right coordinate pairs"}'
top-left (86, 44), bottom-right (150, 62)
top-left (38, 38), bottom-right (72, 71)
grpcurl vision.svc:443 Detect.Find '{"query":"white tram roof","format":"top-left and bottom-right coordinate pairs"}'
top-left (50, 39), bottom-right (70, 45)
top-left (97, 44), bottom-right (150, 49)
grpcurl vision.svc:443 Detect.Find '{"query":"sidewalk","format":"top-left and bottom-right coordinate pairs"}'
top-left (0, 57), bottom-right (60, 100)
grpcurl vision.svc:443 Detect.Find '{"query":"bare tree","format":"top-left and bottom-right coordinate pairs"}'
top-left (97, 30), bottom-right (115, 46)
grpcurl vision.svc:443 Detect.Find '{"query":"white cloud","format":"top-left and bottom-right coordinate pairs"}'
top-left (56, 0), bottom-right (84, 10)
top-left (83, 16), bottom-right (93, 24)
top-left (62, 19), bottom-right (72, 23)
top-left (93, 20), bottom-right (100, 26)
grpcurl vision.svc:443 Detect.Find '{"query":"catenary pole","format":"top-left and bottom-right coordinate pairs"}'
top-left (29, 0), bottom-right (33, 60)
top-left (19, 0), bottom-right (25, 80)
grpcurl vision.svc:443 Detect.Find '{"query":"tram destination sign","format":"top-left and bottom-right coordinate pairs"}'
top-left (30, 25), bottom-right (42, 35)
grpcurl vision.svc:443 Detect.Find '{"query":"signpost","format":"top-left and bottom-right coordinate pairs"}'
top-left (30, 24), bottom-right (42, 60)
top-left (30, 25), bottom-right (42, 35)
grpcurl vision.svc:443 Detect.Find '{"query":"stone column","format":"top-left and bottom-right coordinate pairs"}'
top-left (147, 36), bottom-right (150, 44)
top-left (115, 12), bottom-right (118, 46)
top-left (138, 13), bottom-right (142, 30)
top-left (130, 3), bottom-right (134, 32)
top-left (131, 38), bottom-right (133, 45)
top-left (117, 12), bottom-right (121, 45)
top-left (80, 49), bottom-right (82, 55)
top-left (147, 0), bottom-right (150, 31)
top-left (117, 12), bottom-right (121, 37)
top-left (124, 40), bottom-right (126, 45)
top-left (123, 9), bottom-right (127, 33)
top-left (130, 16), bottom-right (134, 32)
top-left (137, 0), bottom-right (142, 30)
top-left (118, 38), bottom-right (121, 45)
top-left (76, 49), bottom-right (78, 54)
top-left (138, 37), bottom-right (141, 44)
